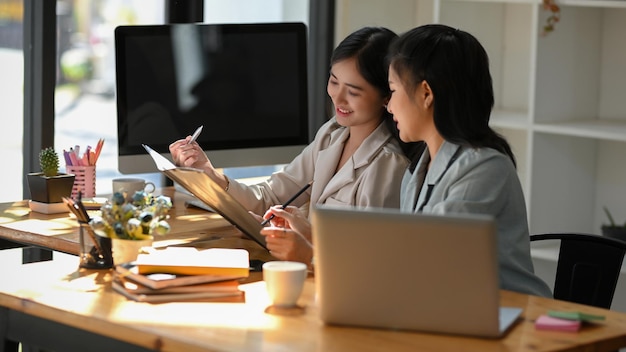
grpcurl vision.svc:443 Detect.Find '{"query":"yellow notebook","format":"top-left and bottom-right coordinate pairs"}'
top-left (134, 247), bottom-right (250, 277)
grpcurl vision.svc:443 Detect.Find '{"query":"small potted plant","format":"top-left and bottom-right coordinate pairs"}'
top-left (601, 206), bottom-right (626, 242)
top-left (89, 190), bottom-right (173, 264)
top-left (26, 147), bottom-right (76, 204)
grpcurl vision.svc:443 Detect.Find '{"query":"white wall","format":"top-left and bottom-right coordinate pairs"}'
top-left (334, 0), bottom-right (432, 45)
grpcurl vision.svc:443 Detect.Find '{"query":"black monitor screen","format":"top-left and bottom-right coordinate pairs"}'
top-left (115, 22), bottom-right (309, 163)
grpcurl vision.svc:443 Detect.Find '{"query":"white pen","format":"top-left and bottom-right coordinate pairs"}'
top-left (187, 125), bottom-right (203, 144)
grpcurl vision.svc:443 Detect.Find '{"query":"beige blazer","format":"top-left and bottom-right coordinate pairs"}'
top-left (228, 117), bottom-right (409, 217)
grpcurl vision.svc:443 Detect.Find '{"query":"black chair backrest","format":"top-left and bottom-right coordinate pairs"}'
top-left (530, 233), bottom-right (626, 309)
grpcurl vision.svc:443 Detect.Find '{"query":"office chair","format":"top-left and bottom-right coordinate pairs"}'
top-left (530, 233), bottom-right (626, 309)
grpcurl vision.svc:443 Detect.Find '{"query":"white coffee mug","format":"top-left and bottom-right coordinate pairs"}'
top-left (112, 178), bottom-right (156, 200)
top-left (263, 261), bottom-right (307, 307)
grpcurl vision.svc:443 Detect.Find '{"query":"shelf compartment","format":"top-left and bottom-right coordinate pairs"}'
top-left (559, 0), bottom-right (626, 8)
top-left (439, 1), bottom-right (533, 114)
top-left (534, 119), bottom-right (626, 142)
top-left (534, 7), bottom-right (626, 124)
top-left (528, 133), bottom-right (597, 233)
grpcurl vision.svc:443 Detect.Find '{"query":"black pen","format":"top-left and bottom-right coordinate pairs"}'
top-left (261, 180), bottom-right (313, 226)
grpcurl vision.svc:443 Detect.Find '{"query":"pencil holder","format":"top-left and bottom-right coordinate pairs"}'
top-left (67, 165), bottom-right (96, 198)
top-left (78, 221), bottom-right (113, 269)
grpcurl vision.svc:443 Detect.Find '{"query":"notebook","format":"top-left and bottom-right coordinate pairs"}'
top-left (311, 205), bottom-right (522, 338)
top-left (142, 144), bottom-right (267, 250)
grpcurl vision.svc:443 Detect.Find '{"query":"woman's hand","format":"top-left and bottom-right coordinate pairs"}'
top-left (168, 138), bottom-right (229, 190)
top-left (261, 226), bottom-right (313, 264)
top-left (262, 205), bottom-right (312, 241)
top-left (168, 139), bottom-right (212, 170)
top-left (259, 205), bottom-right (314, 264)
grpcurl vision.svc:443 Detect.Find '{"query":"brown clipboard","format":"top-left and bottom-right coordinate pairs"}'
top-left (143, 144), bottom-right (267, 250)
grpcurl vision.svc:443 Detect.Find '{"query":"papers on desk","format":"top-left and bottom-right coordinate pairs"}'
top-left (112, 270), bottom-right (244, 303)
top-left (112, 247), bottom-right (248, 303)
top-left (112, 278), bottom-right (243, 303)
top-left (547, 310), bottom-right (605, 322)
top-left (80, 197), bottom-right (108, 210)
top-left (535, 315), bottom-right (582, 332)
top-left (534, 311), bottom-right (606, 332)
top-left (115, 262), bottom-right (244, 290)
top-left (142, 144), bottom-right (267, 250)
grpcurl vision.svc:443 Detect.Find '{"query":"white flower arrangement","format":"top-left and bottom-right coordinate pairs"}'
top-left (90, 191), bottom-right (173, 240)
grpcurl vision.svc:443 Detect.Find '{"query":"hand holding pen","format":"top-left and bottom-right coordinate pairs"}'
top-left (187, 125), bottom-right (203, 145)
top-left (170, 126), bottom-right (205, 167)
top-left (261, 181), bottom-right (313, 226)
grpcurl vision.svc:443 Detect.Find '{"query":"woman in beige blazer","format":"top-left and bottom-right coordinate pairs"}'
top-left (169, 27), bottom-right (422, 263)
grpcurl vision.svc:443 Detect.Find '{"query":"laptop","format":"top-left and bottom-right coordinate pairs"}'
top-left (311, 205), bottom-right (522, 338)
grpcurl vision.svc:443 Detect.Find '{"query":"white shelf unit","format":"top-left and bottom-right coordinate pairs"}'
top-left (335, 0), bottom-right (626, 310)
top-left (336, 0), bottom-right (626, 233)
top-left (437, 0), bottom-right (626, 312)
top-left (437, 0), bottom-right (626, 235)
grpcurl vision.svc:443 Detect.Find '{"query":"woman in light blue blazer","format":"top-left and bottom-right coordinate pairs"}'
top-left (386, 24), bottom-right (552, 297)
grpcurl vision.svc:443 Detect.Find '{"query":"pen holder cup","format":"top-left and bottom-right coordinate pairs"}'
top-left (78, 222), bottom-right (113, 269)
top-left (67, 165), bottom-right (96, 198)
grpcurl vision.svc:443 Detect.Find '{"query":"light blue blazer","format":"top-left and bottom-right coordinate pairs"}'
top-left (401, 141), bottom-right (552, 298)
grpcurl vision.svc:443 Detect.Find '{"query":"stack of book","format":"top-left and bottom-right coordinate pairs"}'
top-left (112, 247), bottom-right (250, 303)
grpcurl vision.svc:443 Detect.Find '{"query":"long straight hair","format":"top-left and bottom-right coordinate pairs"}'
top-left (388, 24), bottom-right (515, 166)
top-left (331, 27), bottom-right (425, 163)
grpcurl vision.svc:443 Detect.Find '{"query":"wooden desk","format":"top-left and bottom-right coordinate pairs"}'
top-left (2, 191), bottom-right (626, 351)
top-left (1, 249), bottom-right (626, 352)
top-left (0, 187), bottom-right (273, 264)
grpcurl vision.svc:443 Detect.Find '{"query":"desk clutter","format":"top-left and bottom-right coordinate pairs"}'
top-left (63, 190), bottom-right (174, 269)
top-left (27, 147), bottom-right (77, 214)
top-left (64, 139), bottom-right (104, 199)
top-left (26, 140), bottom-right (105, 214)
top-left (111, 247), bottom-right (249, 302)
top-left (535, 310), bottom-right (605, 332)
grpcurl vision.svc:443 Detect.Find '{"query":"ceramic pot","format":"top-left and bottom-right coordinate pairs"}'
top-left (26, 172), bottom-right (75, 203)
top-left (601, 226), bottom-right (626, 242)
top-left (111, 237), bottom-right (154, 265)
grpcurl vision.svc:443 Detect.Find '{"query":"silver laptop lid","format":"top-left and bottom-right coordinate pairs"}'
top-left (311, 205), bottom-right (506, 338)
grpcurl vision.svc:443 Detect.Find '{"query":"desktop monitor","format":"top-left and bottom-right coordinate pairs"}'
top-left (115, 22), bottom-right (309, 174)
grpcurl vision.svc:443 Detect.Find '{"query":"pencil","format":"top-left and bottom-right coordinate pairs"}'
top-left (261, 180), bottom-right (313, 226)
top-left (93, 138), bottom-right (104, 164)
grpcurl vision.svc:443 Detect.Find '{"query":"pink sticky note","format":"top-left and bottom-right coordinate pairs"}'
top-left (535, 315), bottom-right (581, 332)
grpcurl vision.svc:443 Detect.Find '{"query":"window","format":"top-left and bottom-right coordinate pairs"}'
top-left (15, 0), bottom-right (330, 201)
top-left (54, 0), bottom-right (310, 195)
top-left (0, 0), bottom-right (24, 202)
top-left (54, 0), bottom-right (165, 196)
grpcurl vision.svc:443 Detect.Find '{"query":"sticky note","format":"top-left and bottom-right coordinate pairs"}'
top-left (535, 315), bottom-right (582, 332)
top-left (547, 310), bottom-right (605, 322)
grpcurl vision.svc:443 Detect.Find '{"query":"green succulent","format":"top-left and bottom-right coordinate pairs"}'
top-left (39, 147), bottom-right (60, 177)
